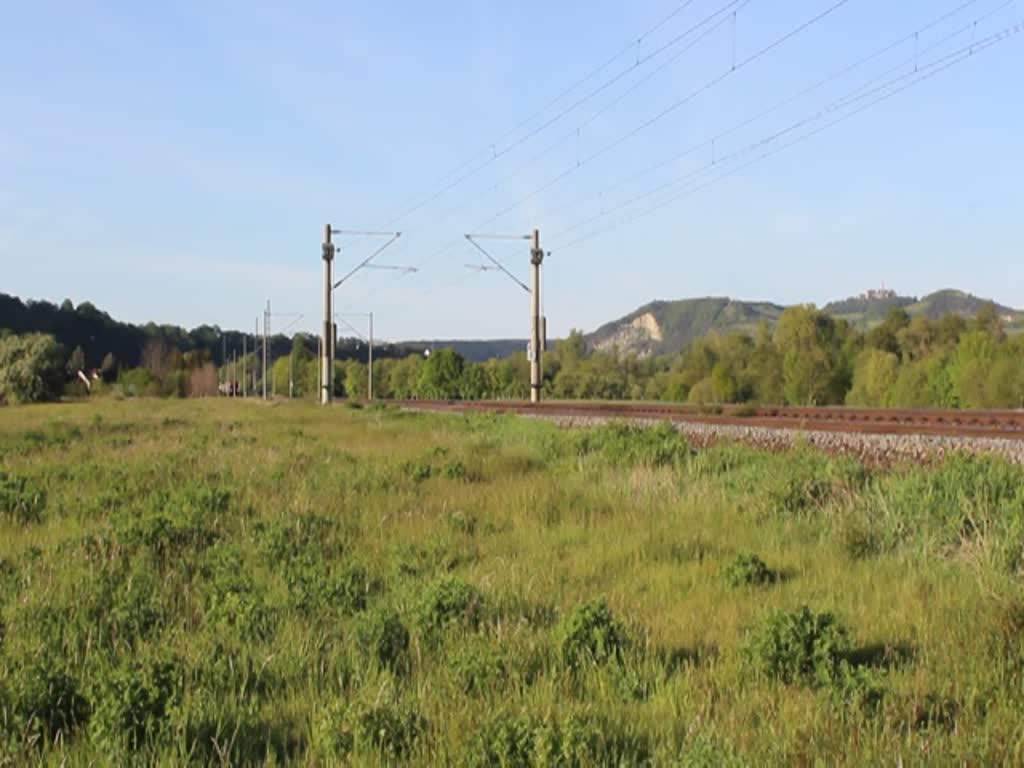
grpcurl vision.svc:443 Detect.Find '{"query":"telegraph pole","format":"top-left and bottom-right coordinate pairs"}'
top-left (530, 229), bottom-right (544, 403)
top-left (321, 224), bottom-right (334, 405)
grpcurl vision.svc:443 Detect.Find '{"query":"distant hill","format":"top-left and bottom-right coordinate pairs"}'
top-left (587, 290), bottom-right (1024, 357)
top-left (401, 339), bottom-right (526, 363)
top-left (824, 288), bottom-right (1023, 329)
top-left (586, 297), bottom-right (785, 357)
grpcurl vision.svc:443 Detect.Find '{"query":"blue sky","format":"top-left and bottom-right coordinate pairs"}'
top-left (2, 0), bottom-right (1021, 342)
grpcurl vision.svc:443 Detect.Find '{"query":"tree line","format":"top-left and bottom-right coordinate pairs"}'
top-left (2, 301), bottom-right (1022, 409)
top-left (268, 303), bottom-right (1024, 410)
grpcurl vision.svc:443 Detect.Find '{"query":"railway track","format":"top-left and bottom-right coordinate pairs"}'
top-left (391, 400), bottom-right (1024, 441)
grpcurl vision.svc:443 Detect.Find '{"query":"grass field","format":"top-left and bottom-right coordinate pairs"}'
top-left (2, 399), bottom-right (1024, 765)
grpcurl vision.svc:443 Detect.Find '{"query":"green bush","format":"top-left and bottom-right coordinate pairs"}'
top-left (285, 555), bottom-right (371, 616)
top-left (0, 470), bottom-right (46, 524)
top-left (117, 368), bottom-right (159, 398)
top-left (577, 422), bottom-right (690, 468)
top-left (558, 598), bottom-right (628, 671)
top-left (316, 699), bottom-right (424, 761)
top-left (417, 576), bottom-right (483, 637)
top-left (8, 654), bottom-right (90, 743)
top-left (348, 700), bottom-right (419, 761)
top-left (448, 643), bottom-right (506, 695)
top-left (355, 609), bottom-right (410, 672)
top-left (767, 455), bottom-right (867, 517)
top-left (724, 553), bottom-right (775, 587)
top-left (199, 545), bottom-right (275, 640)
top-left (88, 654), bottom-right (180, 751)
top-left (465, 711), bottom-right (652, 768)
top-left (745, 606), bottom-right (853, 687)
top-left (0, 333), bottom-right (64, 404)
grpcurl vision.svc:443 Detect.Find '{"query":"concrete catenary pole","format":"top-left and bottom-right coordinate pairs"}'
top-left (368, 311), bottom-right (374, 401)
top-left (321, 224), bottom-right (334, 404)
top-left (530, 229), bottom-right (544, 403)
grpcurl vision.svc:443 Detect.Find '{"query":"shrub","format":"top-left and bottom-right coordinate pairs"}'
top-left (0, 471), bottom-right (46, 524)
top-left (354, 699), bottom-right (425, 759)
top-left (417, 576), bottom-right (483, 637)
top-left (89, 654), bottom-right (180, 751)
top-left (465, 711), bottom-right (652, 768)
top-left (558, 598), bottom-right (628, 671)
top-left (199, 546), bottom-right (275, 640)
top-left (117, 368), bottom-right (159, 398)
top-left (313, 698), bottom-right (425, 761)
top-left (441, 459), bottom-right (468, 481)
top-left (355, 609), bottom-right (410, 672)
top-left (448, 643), bottom-right (506, 695)
top-left (0, 333), bottom-right (64, 404)
top-left (767, 456), bottom-right (867, 517)
top-left (285, 555), bottom-right (371, 616)
top-left (745, 606), bottom-right (853, 687)
top-left (8, 655), bottom-right (89, 742)
top-left (724, 553), bottom-right (775, 587)
top-left (576, 422), bottom-right (690, 468)
top-left (402, 460), bottom-right (433, 483)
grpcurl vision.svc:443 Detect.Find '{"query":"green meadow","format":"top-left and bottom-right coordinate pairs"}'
top-left (2, 399), bottom-right (1024, 765)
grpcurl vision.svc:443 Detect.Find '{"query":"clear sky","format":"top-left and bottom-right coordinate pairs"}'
top-left (2, 0), bottom-right (1021, 342)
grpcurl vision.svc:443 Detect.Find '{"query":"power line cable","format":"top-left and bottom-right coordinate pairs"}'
top-left (385, 0), bottom-right (749, 227)
top-left (548, 1), bottom-right (1016, 246)
top-left (429, 1), bottom-right (752, 233)
top-left (381, 0), bottom-right (705, 224)
top-left (540, 0), bottom-right (995, 224)
top-left (417, 0), bottom-right (853, 277)
top-left (436, 0), bottom-right (851, 268)
top-left (553, 20), bottom-right (1023, 254)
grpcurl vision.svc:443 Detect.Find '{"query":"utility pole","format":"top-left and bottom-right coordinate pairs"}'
top-left (242, 335), bottom-right (247, 397)
top-left (530, 229), bottom-right (544, 403)
top-left (321, 224), bottom-right (333, 405)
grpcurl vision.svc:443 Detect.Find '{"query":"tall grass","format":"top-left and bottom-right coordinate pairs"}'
top-left (1, 399), bottom-right (1023, 764)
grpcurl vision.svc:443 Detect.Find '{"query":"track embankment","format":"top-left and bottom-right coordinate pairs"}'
top-left (394, 400), bottom-right (1024, 465)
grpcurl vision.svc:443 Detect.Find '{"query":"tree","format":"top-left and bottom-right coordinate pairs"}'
top-left (0, 333), bottom-right (65, 404)
top-left (289, 338), bottom-right (310, 397)
top-left (100, 352), bottom-right (118, 382)
top-left (67, 345), bottom-right (86, 374)
top-left (344, 360), bottom-right (368, 399)
top-left (774, 306), bottom-right (845, 405)
top-left (417, 348), bottom-right (465, 399)
top-left (846, 349), bottom-right (900, 407)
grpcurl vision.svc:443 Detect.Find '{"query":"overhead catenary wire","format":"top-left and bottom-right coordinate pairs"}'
top-left (413, 0), bottom-right (854, 282)
top-left (539, 0), bottom-right (998, 224)
top-left (429, 0), bottom-right (753, 234)
top-left (385, 0), bottom-right (753, 228)
top-left (551, 19), bottom-right (1024, 254)
top-left (381, 0), bottom-right (707, 225)
top-left (546, 5), bottom-right (1019, 249)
